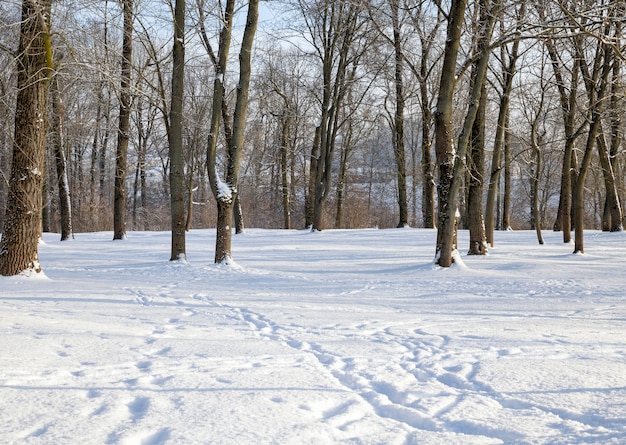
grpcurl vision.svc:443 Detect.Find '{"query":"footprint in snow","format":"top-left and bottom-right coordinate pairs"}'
top-left (127, 396), bottom-right (150, 422)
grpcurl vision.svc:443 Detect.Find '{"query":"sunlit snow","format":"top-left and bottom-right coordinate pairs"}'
top-left (1, 228), bottom-right (625, 444)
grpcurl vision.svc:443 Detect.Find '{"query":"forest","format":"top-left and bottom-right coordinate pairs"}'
top-left (0, 0), bottom-right (625, 274)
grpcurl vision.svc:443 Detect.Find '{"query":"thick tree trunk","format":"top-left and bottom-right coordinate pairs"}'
top-left (434, 0), bottom-right (467, 266)
top-left (206, 0), bottom-right (258, 262)
top-left (206, 0), bottom-right (234, 258)
top-left (0, 0), bottom-right (52, 276)
top-left (215, 200), bottom-right (233, 263)
top-left (435, 0), bottom-right (495, 266)
top-left (113, 0), bottom-right (133, 240)
top-left (168, 0), bottom-right (186, 260)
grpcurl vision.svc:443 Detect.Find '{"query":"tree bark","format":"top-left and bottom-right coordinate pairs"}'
top-left (391, 0), bottom-right (408, 228)
top-left (50, 72), bottom-right (73, 241)
top-left (538, 8), bottom-right (580, 242)
top-left (467, 83), bottom-right (488, 255)
top-left (168, 0), bottom-right (186, 260)
top-left (280, 113), bottom-right (291, 229)
top-left (206, 0), bottom-right (258, 263)
top-left (529, 93), bottom-right (544, 245)
top-left (113, 0), bottom-right (133, 240)
top-left (434, 0), bottom-right (467, 266)
top-left (485, 6), bottom-right (523, 246)
top-left (573, 33), bottom-right (611, 254)
top-left (0, 0), bottom-right (52, 276)
top-left (435, 0), bottom-right (496, 266)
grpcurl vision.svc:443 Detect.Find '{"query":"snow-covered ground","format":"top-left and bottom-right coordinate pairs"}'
top-left (1, 228), bottom-right (626, 445)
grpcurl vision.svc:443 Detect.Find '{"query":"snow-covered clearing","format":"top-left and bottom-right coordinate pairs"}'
top-left (1, 228), bottom-right (626, 444)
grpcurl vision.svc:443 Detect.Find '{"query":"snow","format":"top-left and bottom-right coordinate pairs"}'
top-left (1, 228), bottom-right (626, 444)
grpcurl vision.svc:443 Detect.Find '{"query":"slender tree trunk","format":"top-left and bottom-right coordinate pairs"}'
top-left (0, 0), bottom-right (52, 276)
top-left (50, 73), bottom-right (73, 241)
top-left (113, 0), bottom-right (133, 240)
top-left (609, 37), bottom-right (623, 224)
top-left (540, 22), bottom-right (579, 242)
top-left (280, 114), bottom-right (291, 229)
top-left (420, 107), bottom-right (435, 228)
top-left (467, 83), bottom-right (488, 255)
top-left (597, 131), bottom-right (622, 231)
top-left (573, 36), bottom-right (611, 254)
top-left (531, 145), bottom-right (544, 245)
top-left (89, 80), bottom-right (103, 218)
top-left (234, 195), bottom-right (245, 234)
top-left (335, 121), bottom-right (353, 229)
top-left (530, 96), bottom-right (544, 245)
top-left (391, 0), bottom-right (408, 228)
top-left (502, 120), bottom-right (512, 230)
top-left (168, 0), bottom-right (186, 260)
top-left (485, 19), bottom-right (521, 246)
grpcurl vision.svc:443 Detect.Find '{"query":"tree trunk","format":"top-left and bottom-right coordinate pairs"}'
top-left (502, 120), bottom-right (512, 231)
top-left (435, 0), bottom-right (496, 266)
top-left (529, 96), bottom-right (544, 245)
top-left (50, 73), bottom-right (73, 241)
top-left (206, 0), bottom-right (258, 262)
top-left (573, 34), bottom-right (611, 254)
top-left (234, 195), bottom-right (245, 234)
top-left (206, 0), bottom-right (234, 259)
top-left (597, 132), bottom-right (622, 232)
top-left (434, 0), bottom-right (467, 266)
top-left (540, 22), bottom-right (579, 243)
top-left (467, 83), bottom-right (488, 255)
top-left (280, 114), bottom-right (291, 229)
top-left (168, 0), bottom-right (186, 260)
top-left (531, 143), bottom-right (544, 245)
top-left (391, 0), bottom-right (408, 228)
top-left (485, 15), bottom-right (522, 246)
top-left (0, 0), bottom-right (52, 276)
top-left (113, 0), bottom-right (133, 240)
top-left (419, 38), bottom-right (437, 229)
top-left (335, 124), bottom-right (352, 229)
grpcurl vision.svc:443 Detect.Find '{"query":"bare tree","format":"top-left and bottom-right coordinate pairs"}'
top-left (205, 0), bottom-right (259, 263)
top-left (299, 0), bottom-right (367, 230)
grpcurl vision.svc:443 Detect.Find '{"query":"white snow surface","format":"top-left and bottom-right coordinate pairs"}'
top-left (1, 228), bottom-right (626, 445)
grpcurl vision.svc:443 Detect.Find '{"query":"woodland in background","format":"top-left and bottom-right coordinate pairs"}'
top-left (0, 0), bottom-right (625, 263)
